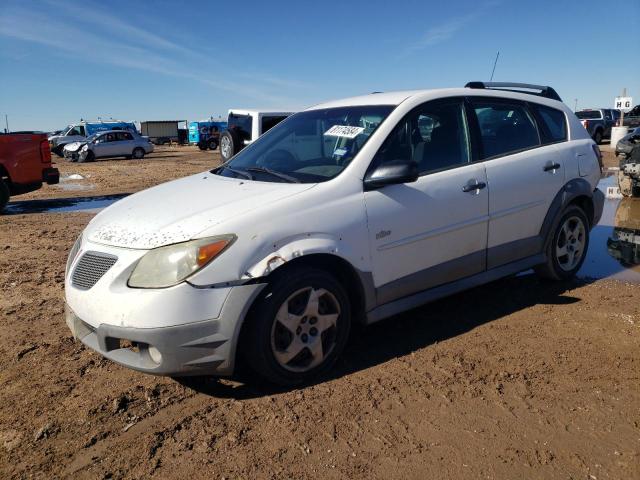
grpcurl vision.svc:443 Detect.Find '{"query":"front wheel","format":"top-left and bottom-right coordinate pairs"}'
top-left (535, 205), bottom-right (589, 280)
top-left (243, 267), bottom-right (351, 386)
top-left (207, 138), bottom-right (218, 150)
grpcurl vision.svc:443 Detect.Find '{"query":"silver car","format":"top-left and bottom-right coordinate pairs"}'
top-left (63, 130), bottom-right (154, 163)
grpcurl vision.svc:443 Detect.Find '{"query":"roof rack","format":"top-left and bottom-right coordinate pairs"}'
top-left (465, 82), bottom-right (562, 102)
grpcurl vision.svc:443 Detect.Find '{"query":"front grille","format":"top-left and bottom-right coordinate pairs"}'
top-left (72, 251), bottom-right (118, 290)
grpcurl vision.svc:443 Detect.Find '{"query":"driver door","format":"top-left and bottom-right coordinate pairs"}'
top-left (364, 98), bottom-right (489, 304)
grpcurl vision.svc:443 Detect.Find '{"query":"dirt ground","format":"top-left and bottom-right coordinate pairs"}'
top-left (1, 145), bottom-right (638, 479)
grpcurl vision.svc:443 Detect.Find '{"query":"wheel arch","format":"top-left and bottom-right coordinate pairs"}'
top-left (540, 178), bottom-right (598, 251)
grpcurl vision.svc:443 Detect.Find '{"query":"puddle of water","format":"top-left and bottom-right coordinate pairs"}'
top-left (4, 194), bottom-right (129, 215)
top-left (577, 176), bottom-right (640, 283)
top-left (56, 183), bottom-right (96, 192)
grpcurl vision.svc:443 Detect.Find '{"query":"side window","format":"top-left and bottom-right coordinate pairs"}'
top-left (535, 105), bottom-right (567, 143)
top-left (95, 135), bottom-right (106, 143)
top-left (104, 133), bottom-right (115, 142)
top-left (116, 132), bottom-right (133, 141)
top-left (261, 115), bottom-right (288, 134)
top-left (372, 100), bottom-right (470, 175)
top-left (472, 101), bottom-right (539, 158)
top-left (67, 126), bottom-right (83, 136)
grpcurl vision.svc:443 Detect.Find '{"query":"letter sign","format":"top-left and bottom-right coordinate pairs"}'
top-left (614, 96), bottom-right (633, 112)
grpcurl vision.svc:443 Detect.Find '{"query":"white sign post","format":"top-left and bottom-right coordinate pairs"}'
top-left (610, 88), bottom-right (631, 149)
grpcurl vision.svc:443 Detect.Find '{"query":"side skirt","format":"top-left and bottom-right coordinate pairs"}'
top-left (364, 253), bottom-right (545, 325)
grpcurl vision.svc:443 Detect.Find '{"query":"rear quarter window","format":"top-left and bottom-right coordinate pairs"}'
top-left (534, 105), bottom-right (567, 143)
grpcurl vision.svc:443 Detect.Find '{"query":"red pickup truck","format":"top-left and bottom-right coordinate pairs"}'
top-left (0, 132), bottom-right (60, 212)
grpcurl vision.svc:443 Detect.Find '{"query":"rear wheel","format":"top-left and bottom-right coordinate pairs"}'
top-left (207, 138), bottom-right (218, 150)
top-left (132, 147), bottom-right (145, 159)
top-left (535, 205), bottom-right (589, 280)
top-left (0, 178), bottom-right (9, 213)
top-left (197, 141), bottom-right (208, 151)
top-left (594, 129), bottom-right (603, 145)
top-left (220, 130), bottom-right (240, 162)
top-left (243, 267), bottom-right (351, 386)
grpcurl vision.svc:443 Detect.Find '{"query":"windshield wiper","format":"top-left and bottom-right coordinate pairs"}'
top-left (246, 166), bottom-right (300, 183)
top-left (219, 165), bottom-right (253, 180)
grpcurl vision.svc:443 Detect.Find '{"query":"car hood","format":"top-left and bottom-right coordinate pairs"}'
top-left (85, 173), bottom-right (315, 249)
top-left (64, 142), bottom-right (85, 151)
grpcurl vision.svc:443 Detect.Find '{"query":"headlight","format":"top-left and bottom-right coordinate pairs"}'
top-left (81, 145), bottom-right (88, 151)
top-left (128, 235), bottom-right (236, 288)
top-left (66, 235), bottom-right (82, 278)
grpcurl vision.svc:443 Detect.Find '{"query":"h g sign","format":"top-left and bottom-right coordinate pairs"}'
top-left (614, 96), bottom-right (633, 112)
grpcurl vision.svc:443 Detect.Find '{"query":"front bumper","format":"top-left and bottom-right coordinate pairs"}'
top-left (64, 149), bottom-right (80, 161)
top-left (64, 239), bottom-right (266, 376)
top-left (66, 282), bottom-right (265, 376)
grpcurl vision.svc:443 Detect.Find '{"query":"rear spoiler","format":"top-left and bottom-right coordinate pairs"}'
top-left (465, 82), bottom-right (562, 102)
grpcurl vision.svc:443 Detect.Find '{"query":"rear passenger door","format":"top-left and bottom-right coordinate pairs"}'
top-left (115, 131), bottom-right (135, 156)
top-left (468, 97), bottom-right (567, 268)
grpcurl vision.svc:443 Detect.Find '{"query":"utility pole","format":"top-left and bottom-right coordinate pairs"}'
top-left (620, 87), bottom-right (626, 126)
top-left (4, 114), bottom-right (8, 133)
top-left (489, 51), bottom-right (500, 81)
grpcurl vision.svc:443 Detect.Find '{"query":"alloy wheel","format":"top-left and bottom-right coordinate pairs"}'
top-left (270, 287), bottom-right (340, 372)
top-left (556, 215), bottom-right (586, 271)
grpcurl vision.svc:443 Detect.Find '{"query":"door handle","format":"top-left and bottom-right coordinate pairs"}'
top-left (462, 181), bottom-right (487, 193)
top-left (544, 162), bottom-right (561, 172)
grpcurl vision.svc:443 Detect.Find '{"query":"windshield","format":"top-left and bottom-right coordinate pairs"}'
top-left (576, 110), bottom-right (602, 120)
top-left (85, 133), bottom-right (100, 142)
top-left (214, 105), bottom-right (394, 183)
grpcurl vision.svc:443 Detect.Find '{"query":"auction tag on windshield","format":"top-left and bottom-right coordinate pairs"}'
top-left (324, 125), bottom-right (365, 138)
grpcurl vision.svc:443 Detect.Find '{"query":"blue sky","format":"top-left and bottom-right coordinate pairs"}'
top-left (1, 0), bottom-right (638, 132)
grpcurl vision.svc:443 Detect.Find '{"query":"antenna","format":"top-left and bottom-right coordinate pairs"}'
top-left (489, 51), bottom-right (500, 81)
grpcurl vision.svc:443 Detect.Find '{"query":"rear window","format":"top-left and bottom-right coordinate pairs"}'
top-left (575, 110), bottom-right (602, 120)
top-left (472, 101), bottom-right (540, 158)
top-left (228, 114), bottom-right (252, 141)
top-left (535, 105), bottom-right (567, 143)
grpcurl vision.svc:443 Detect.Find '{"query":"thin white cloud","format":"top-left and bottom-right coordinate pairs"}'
top-left (404, 2), bottom-right (501, 55)
top-left (417, 14), bottom-right (476, 48)
top-left (0, 3), bottom-right (300, 106)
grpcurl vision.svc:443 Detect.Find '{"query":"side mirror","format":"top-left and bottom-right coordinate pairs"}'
top-left (364, 159), bottom-right (419, 191)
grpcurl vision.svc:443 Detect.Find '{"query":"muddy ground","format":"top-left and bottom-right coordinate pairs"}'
top-left (1, 145), bottom-right (638, 479)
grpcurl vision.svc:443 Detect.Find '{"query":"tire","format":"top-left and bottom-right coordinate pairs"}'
top-left (535, 205), bottom-right (590, 281)
top-left (132, 147), bottom-right (145, 160)
top-left (219, 130), bottom-right (240, 162)
top-left (52, 145), bottom-right (65, 157)
top-left (0, 178), bottom-right (9, 213)
top-left (197, 141), bottom-right (208, 151)
top-left (594, 129), bottom-right (603, 145)
top-left (618, 171), bottom-right (633, 197)
top-left (77, 151), bottom-right (94, 163)
top-left (243, 267), bottom-right (351, 386)
top-left (207, 138), bottom-right (218, 150)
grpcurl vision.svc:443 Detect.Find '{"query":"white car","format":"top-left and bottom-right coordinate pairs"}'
top-left (65, 82), bottom-right (604, 386)
top-left (63, 130), bottom-right (154, 162)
